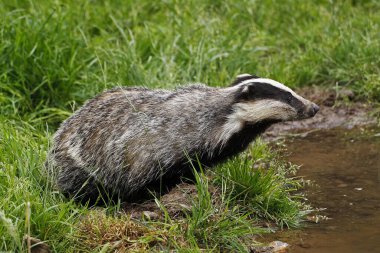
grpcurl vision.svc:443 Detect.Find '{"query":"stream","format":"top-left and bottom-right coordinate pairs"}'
top-left (274, 127), bottom-right (380, 253)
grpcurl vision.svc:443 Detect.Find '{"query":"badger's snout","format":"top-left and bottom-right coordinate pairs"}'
top-left (306, 103), bottom-right (320, 118)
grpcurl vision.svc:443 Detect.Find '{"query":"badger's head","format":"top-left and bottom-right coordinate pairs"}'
top-left (229, 74), bottom-right (319, 125)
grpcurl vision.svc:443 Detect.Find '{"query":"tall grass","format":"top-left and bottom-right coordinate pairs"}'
top-left (0, 118), bottom-right (82, 252)
top-left (183, 167), bottom-right (263, 251)
top-left (1, 0), bottom-right (379, 251)
top-left (1, 0), bottom-right (380, 126)
top-left (215, 139), bottom-right (308, 228)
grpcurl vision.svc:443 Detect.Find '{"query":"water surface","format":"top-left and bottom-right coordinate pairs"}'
top-left (276, 128), bottom-right (380, 253)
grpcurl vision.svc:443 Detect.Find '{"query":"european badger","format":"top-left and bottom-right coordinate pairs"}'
top-left (47, 74), bottom-right (319, 203)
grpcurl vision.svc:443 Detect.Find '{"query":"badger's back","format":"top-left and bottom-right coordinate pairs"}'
top-left (48, 85), bottom-right (241, 202)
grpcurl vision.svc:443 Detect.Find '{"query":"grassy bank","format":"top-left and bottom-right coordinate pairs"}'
top-left (0, 118), bottom-right (306, 252)
top-left (1, 0), bottom-right (379, 252)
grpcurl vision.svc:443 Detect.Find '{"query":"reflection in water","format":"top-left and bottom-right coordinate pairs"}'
top-left (275, 128), bottom-right (380, 253)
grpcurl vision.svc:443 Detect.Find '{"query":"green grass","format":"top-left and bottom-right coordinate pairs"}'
top-left (1, 0), bottom-right (380, 125)
top-left (214, 139), bottom-right (308, 228)
top-left (1, 0), bottom-right (380, 252)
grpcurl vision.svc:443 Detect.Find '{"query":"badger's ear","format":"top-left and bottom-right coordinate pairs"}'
top-left (230, 73), bottom-right (260, 86)
top-left (235, 82), bottom-right (257, 100)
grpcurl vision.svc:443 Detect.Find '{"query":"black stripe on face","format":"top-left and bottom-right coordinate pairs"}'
top-left (239, 82), bottom-right (305, 112)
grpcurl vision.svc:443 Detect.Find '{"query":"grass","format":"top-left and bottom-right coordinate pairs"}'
top-left (214, 139), bottom-right (307, 228)
top-left (0, 0), bottom-right (380, 252)
top-left (0, 115), bottom-right (306, 252)
top-left (1, 0), bottom-right (380, 126)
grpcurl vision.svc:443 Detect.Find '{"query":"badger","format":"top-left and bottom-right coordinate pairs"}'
top-left (47, 74), bottom-right (319, 204)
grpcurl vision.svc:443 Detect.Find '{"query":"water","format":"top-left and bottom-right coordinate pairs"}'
top-left (275, 128), bottom-right (380, 253)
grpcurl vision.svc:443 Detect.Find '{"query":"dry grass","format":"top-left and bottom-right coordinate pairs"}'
top-left (75, 210), bottom-right (188, 252)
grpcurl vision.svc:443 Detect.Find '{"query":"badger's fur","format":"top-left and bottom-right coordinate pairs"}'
top-left (47, 74), bottom-right (319, 203)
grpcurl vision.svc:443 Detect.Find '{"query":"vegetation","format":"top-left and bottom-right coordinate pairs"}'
top-left (1, 0), bottom-right (379, 252)
top-left (0, 119), bottom-right (305, 252)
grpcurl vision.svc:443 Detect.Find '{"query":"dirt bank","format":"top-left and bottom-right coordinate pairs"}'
top-left (265, 87), bottom-right (378, 140)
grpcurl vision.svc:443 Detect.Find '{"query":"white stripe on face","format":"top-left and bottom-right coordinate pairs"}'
top-left (236, 73), bottom-right (254, 79)
top-left (233, 99), bottom-right (298, 123)
top-left (217, 99), bottom-right (298, 146)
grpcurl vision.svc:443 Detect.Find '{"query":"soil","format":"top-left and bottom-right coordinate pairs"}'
top-left (122, 183), bottom-right (198, 219)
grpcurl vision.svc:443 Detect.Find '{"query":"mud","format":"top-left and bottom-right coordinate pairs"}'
top-left (122, 183), bottom-right (196, 219)
top-left (122, 183), bottom-right (221, 220)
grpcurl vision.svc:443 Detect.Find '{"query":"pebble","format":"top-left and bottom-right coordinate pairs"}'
top-left (268, 241), bottom-right (290, 253)
top-left (142, 211), bottom-right (160, 220)
top-left (251, 241), bottom-right (290, 253)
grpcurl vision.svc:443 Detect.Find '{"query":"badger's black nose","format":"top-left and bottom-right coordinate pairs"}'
top-left (310, 103), bottom-right (320, 116)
